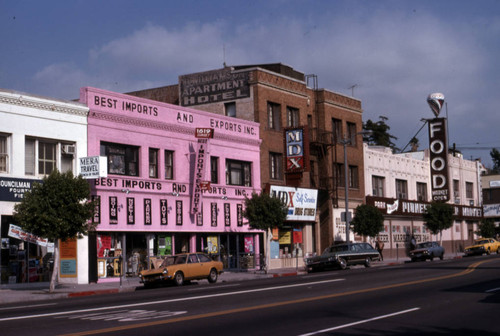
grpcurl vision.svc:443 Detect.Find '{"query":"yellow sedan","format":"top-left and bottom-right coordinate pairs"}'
top-left (139, 253), bottom-right (223, 287)
top-left (464, 238), bottom-right (500, 256)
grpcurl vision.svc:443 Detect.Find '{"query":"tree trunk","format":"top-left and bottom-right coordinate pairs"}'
top-left (49, 240), bottom-right (59, 293)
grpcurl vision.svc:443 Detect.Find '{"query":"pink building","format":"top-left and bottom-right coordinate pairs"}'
top-left (80, 87), bottom-right (261, 281)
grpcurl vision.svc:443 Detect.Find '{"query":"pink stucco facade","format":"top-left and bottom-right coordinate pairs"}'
top-left (80, 87), bottom-right (262, 278)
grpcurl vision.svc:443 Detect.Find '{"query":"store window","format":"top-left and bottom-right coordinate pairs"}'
top-left (0, 133), bottom-right (9, 173)
top-left (226, 159), bottom-right (251, 186)
top-left (101, 142), bottom-right (139, 176)
top-left (149, 148), bottom-right (158, 178)
top-left (270, 227), bottom-right (303, 259)
top-left (165, 150), bottom-right (174, 179)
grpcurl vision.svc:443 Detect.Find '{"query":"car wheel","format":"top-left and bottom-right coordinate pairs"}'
top-left (174, 272), bottom-right (184, 286)
top-left (487, 248), bottom-right (491, 255)
top-left (411, 257), bottom-right (417, 262)
top-left (338, 258), bottom-right (347, 270)
top-left (207, 268), bottom-right (218, 283)
top-left (429, 253), bottom-right (434, 261)
top-left (439, 253), bottom-right (444, 260)
top-left (364, 257), bottom-right (372, 268)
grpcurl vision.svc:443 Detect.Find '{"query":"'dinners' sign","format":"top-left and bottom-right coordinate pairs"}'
top-left (428, 118), bottom-right (449, 202)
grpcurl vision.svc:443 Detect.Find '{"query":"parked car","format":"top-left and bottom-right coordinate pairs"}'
top-left (409, 241), bottom-right (444, 262)
top-left (139, 253), bottom-right (223, 287)
top-left (304, 242), bottom-right (381, 272)
top-left (464, 238), bottom-right (500, 256)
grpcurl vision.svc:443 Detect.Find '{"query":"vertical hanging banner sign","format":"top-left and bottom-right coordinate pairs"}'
top-left (144, 198), bottom-right (152, 225)
top-left (109, 196), bottom-right (118, 224)
top-left (191, 135), bottom-right (210, 214)
top-left (127, 197), bottom-right (135, 224)
top-left (160, 199), bottom-right (168, 225)
top-left (428, 118), bottom-right (450, 202)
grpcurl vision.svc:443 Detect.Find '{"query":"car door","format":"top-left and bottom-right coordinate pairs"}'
top-left (185, 254), bottom-right (201, 279)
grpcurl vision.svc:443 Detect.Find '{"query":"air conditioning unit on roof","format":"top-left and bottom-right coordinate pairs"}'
top-left (62, 145), bottom-right (76, 155)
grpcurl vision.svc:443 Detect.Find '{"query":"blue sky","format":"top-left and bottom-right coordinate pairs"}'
top-left (1, 0), bottom-right (500, 167)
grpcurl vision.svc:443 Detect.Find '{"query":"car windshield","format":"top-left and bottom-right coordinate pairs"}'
top-left (476, 240), bottom-right (489, 245)
top-left (417, 242), bottom-right (432, 248)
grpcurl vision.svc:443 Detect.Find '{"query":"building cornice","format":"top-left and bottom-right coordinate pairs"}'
top-left (0, 89), bottom-right (88, 117)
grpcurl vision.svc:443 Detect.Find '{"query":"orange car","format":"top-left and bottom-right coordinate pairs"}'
top-left (139, 253), bottom-right (223, 287)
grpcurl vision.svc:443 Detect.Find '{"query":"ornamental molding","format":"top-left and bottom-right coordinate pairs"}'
top-left (0, 92), bottom-right (88, 117)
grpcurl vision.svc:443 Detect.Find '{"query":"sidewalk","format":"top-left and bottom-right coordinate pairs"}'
top-left (0, 256), bottom-right (431, 304)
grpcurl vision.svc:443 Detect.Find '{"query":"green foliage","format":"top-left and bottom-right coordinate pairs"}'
top-left (490, 148), bottom-right (500, 173)
top-left (363, 116), bottom-right (399, 151)
top-left (476, 218), bottom-right (497, 238)
top-left (423, 202), bottom-right (454, 236)
top-left (243, 192), bottom-right (288, 231)
top-left (351, 204), bottom-right (385, 238)
top-left (14, 170), bottom-right (96, 241)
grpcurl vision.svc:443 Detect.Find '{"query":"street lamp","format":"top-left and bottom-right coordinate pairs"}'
top-left (340, 130), bottom-right (372, 243)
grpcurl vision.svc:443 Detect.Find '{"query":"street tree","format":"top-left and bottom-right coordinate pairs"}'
top-left (243, 192), bottom-right (288, 231)
top-left (423, 202), bottom-right (454, 243)
top-left (476, 218), bottom-right (497, 238)
top-left (14, 170), bottom-right (95, 292)
top-left (351, 204), bottom-right (385, 239)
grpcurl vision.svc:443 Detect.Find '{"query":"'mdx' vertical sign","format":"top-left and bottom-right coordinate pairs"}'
top-left (285, 127), bottom-right (308, 173)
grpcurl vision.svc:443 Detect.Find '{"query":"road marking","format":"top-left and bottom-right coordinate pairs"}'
top-left (58, 259), bottom-right (493, 336)
top-left (188, 284), bottom-right (241, 291)
top-left (485, 287), bottom-right (500, 293)
top-left (57, 309), bottom-right (187, 322)
top-left (0, 303), bottom-right (57, 311)
top-left (297, 307), bottom-right (421, 335)
top-left (0, 278), bottom-right (345, 322)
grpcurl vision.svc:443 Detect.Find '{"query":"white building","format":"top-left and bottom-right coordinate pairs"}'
top-left (0, 89), bottom-right (89, 285)
top-left (363, 144), bottom-right (484, 258)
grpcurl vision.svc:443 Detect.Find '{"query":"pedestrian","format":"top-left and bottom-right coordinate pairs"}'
top-left (376, 239), bottom-right (384, 261)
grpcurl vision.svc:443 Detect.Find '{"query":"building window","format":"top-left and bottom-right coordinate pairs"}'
top-left (332, 118), bottom-right (342, 143)
top-left (396, 179), bottom-right (408, 199)
top-left (286, 106), bottom-right (299, 127)
top-left (417, 182), bottom-right (427, 201)
top-left (334, 163), bottom-right (344, 187)
top-left (224, 102), bottom-right (236, 117)
top-left (25, 138), bottom-right (70, 176)
top-left (210, 156), bottom-right (219, 184)
top-left (268, 102), bottom-right (281, 130)
top-left (348, 165), bottom-right (359, 188)
top-left (372, 176), bottom-right (385, 197)
top-left (0, 134), bottom-right (9, 173)
top-left (453, 179), bottom-right (460, 200)
top-left (466, 182), bottom-right (473, 199)
top-left (226, 159), bottom-right (251, 186)
top-left (149, 148), bottom-right (158, 178)
top-left (38, 141), bottom-right (56, 176)
top-left (269, 152), bottom-right (283, 180)
top-left (347, 122), bottom-right (357, 146)
top-left (100, 142), bottom-right (139, 176)
top-left (164, 150), bottom-right (174, 180)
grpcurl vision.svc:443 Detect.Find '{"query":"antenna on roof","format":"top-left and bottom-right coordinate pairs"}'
top-left (223, 44), bottom-right (226, 67)
top-left (348, 84), bottom-right (358, 97)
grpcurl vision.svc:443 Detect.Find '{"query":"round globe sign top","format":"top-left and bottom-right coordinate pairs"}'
top-left (427, 93), bottom-right (445, 117)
